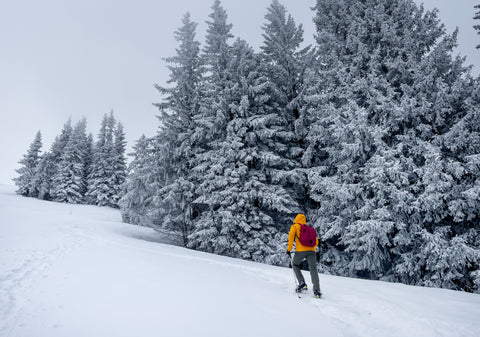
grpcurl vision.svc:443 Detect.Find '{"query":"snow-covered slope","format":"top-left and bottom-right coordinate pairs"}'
top-left (1, 185), bottom-right (479, 337)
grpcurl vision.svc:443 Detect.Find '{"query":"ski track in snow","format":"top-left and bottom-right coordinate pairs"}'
top-left (0, 186), bottom-right (91, 335)
top-left (1, 184), bottom-right (480, 337)
top-left (0, 220), bottom-right (86, 335)
top-left (1, 248), bottom-right (62, 334)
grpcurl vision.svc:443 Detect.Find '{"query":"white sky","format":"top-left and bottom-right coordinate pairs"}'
top-left (1, 0), bottom-right (478, 185)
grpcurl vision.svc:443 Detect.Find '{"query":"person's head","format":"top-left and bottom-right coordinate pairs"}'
top-left (294, 213), bottom-right (306, 225)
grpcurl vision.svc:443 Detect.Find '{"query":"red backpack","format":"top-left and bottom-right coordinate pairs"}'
top-left (298, 223), bottom-right (317, 247)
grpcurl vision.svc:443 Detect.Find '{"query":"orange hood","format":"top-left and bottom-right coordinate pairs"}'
top-left (294, 214), bottom-right (307, 225)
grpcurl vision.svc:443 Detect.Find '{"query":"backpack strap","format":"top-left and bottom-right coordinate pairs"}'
top-left (294, 223), bottom-right (303, 242)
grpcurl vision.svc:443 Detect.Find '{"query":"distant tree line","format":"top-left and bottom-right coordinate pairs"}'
top-left (15, 112), bottom-right (126, 208)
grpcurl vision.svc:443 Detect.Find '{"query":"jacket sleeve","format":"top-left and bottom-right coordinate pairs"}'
top-left (287, 224), bottom-right (296, 251)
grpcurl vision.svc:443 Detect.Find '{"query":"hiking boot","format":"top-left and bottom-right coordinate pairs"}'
top-left (314, 290), bottom-right (322, 298)
top-left (295, 282), bottom-right (308, 293)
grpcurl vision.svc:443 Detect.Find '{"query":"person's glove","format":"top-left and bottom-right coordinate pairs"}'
top-left (286, 250), bottom-right (291, 258)
top-left (316, 251), bottom-right (321, 262)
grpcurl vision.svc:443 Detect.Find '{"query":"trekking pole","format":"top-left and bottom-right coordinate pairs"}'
top-left (289, 251), bottom-right (301, 298)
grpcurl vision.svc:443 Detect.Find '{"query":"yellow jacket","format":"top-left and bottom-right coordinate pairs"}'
top-left (287, 214), bottom-right (318, 252)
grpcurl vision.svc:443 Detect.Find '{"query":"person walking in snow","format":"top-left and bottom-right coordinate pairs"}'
top-left (286, 214), bottom-right (322, 298)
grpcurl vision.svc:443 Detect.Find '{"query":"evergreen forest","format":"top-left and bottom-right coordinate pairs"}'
top-left (16, 0), bottom-right (480, 293)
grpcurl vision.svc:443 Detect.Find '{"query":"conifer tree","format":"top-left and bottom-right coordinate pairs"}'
top-left (194, 0), bottom-right (233, 144)
top-left (33, 152), bottom-right (53, 200)
top-left (392, 19), bottom-right (477, 290)
top-left (152, 12), bottom-right (202, 245)
top-left (52, 118), bottom-right (89, 203)
top-left (45, 120), bottom-right (73, 201)
top-left (120, 135), bottom-right (156, 226)
top-left (184, 1), bottom-right (234, 250)
top-left (83, 133), bottom-right (94, 197)
top-left (260, 0), bottom-right (313, 219)
top-left (87, 112), bottom-right (118, 207)
top-left (411, 77), bottom-right (480, 292)
top-left (112, 122), bottom-right (127, 205)
top-left (309, 0), bottom-right (477, 284)
top-left (189, 32), bottom-right (299, 262)
top-left (187, 0), bottom-right (236, 254)
top-left (261, 0), bottom-right (311, 110)
top-left (14, 131), bottom-right (42, 197)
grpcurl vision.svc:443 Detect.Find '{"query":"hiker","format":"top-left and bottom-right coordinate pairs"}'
top-left (286, 213), bottom-right (322, 298)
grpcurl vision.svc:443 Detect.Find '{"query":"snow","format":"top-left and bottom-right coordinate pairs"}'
top-left (1, 184), bottom-right (479, 337)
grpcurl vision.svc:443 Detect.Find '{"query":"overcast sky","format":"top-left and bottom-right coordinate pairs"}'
top-left (1, 0), bottom-right (479, 185)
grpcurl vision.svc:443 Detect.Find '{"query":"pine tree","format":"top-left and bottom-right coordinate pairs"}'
top-left (307, 0), bottom-right (391, 277)
top-left (190, 33), bottom-right (299, 262)
top-left (261, 0), bottom-right (311, 113)
top-left (112, 122), bottom-right (127, 205)
top-left (51, 118), bottom-right (89, 203)
top-left (83, 133), bottom-right (94, 197)
top-left (33, 152), bottom-right (53, 200)
top-left (420, 77), bottom-right (480, 292)
top-left (29, 120), bottom-right (74, 201)
top-left (14, 131), bottom-right (42, 197)
top-left (203, 0), bottom-right (233, 85)
top-left (260, 0), bottom-right (313, 221)
top-left (309, 0), bottom-right (477, 284)
top-left (393, 19), bottom-right (477, 291)
top-left (47, 120), bottom-right (74, 201)
top-left (120, 135), bottom-right (156, 226)
top-left (187, 0), bottom-right (236, 255)
top-left (152, 12), bottom-right (202, 245)
top-left (87, 112), bottom-right (118, 207)
top-left (194, 0), bottom-right (233, 143)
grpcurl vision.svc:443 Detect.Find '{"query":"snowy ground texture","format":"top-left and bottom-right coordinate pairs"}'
top-left (1, 185), bottom-right (479, 337)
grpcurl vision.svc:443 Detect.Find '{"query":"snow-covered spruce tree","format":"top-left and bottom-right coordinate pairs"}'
top-left (306, 0), bottom-right (398, 278)
top-left (336, 1), bottom-right (446, 280)
top-left (186, 0), bottom-right (234, 253)
top-left (260, 0), bottom-right (313, 226)
top-left (190, 40), bottom-right (298, 263)
top-left (189, 11), bottom-right (299, 263)
top-left (151, 12), bottom-right (202, 245)
top-left (86, 112), bottom-right (121, 208)
top-left (391, 23), bottom-right (477, 290)
top-left (260, 0), bottom-right (312, 133)
top-left (40, 120), bottom-right (73, 201)
top-left (407, 77), bottom-right (480, 293)
top-left (14, 131), bottom-right (43, 197)
top-left (445, 78), bottom-right (480, 228)
top-left (112, 122), bottom-right (127, 205)
top-left (191, 0), bottom-right (233, 146)
top-left (33, 152), bottom-right (53, 200)
top-left (83, 133), bottom-right (94, 197)
top-left (51, 118), bottom-right (90, 203)
top-left (120, 135), bottom-right (157, 226)
top-left (309, 0), bottom-right (478, 289)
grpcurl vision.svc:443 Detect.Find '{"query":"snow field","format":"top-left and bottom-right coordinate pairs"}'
top-left (1, 185), bottom-right (479, 337)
